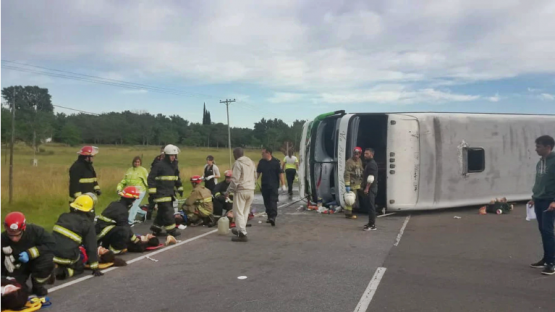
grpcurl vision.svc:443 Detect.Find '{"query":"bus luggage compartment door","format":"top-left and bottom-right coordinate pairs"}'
top-left (387, 115), bottom-right (420, 210)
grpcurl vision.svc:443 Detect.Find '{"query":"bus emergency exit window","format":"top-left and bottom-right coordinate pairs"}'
top-left (467, 148), bottom-right (485, 173)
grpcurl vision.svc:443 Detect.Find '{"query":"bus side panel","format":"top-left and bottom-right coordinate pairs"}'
top-left (387, 115), bottom-right (420, 210)
top-left (336, 114), bottom-right (355, 208)
top-left (298, 121), bottom-right (311, 199)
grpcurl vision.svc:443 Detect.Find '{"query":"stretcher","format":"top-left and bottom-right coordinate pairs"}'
top-left (84, 262), bottom-right (114, 270)
top-left (145, 244), bottom-right (164, 251)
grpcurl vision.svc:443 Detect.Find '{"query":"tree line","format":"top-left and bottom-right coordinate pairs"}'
top-left (1, 85), bottom-right (306, 152)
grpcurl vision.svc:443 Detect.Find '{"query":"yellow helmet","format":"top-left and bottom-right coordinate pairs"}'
top-left (70, 194), bottom-right (95, 212)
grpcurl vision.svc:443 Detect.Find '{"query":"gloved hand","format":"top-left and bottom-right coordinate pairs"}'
top-left (282, 185), bottom-right (287, 192)
top-left (116, 189), bottom-right (121, 194)
top-left (205, 175), bottom-right (215, 181)
top-left (178, 191), bottom-right (183, 197)
top-left (346, 186), bottom-right (351, 193)
top-left (18, 252), bottom-right (29, 263)
top-left (92, 269), bottom-right (104, 277)
top-left (96, 190), bottom-right (102, 196)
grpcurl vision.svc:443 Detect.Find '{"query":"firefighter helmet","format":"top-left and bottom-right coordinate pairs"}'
top-left (344, 191), bottom-right (356, 206)
top-left (163, 144), bottom-right (180, 155)
top-left (190, 175), bottom-right (203, 184)
top-left (118, 186), bottom-right (141, 199)
top-left (70, 194), bottom-right (95, 212)
top-left (353, 147), bottom-right (362, 153)
top-left (77, 146), bottom-right (99, 156)
top-left (4, 212), bottom-right (26, 232)
top-left (224, 170), bottom-right (232, 178)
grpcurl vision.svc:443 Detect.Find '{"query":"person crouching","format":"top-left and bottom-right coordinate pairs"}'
top-left (183, 176), bottom-right (215, 227)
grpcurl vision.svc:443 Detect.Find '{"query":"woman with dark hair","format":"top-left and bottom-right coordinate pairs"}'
top-left (1, 277), bottom-right (29, 311)
top-left (117, 156), bottom-right (149, 224)
top-left (203, 155), bottom-right (221, 192)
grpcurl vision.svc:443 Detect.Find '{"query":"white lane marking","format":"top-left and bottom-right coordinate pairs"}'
top-left (377, 212), bottom-right (396, 218)
top-left (48, 229), bottom-right (217, 293)
top-left (254, 197), bottom-right (304, 217)
top-left (394, 215), bottom-right (411, 247)
top-left (353, 267), bottom-right (387, 312)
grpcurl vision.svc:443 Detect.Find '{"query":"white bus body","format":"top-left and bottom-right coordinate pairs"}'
top-left (299, 112), bottom-right (555, 212)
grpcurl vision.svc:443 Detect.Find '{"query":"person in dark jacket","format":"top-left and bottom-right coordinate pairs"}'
top-left (69, 146), bottom-right (101, 204)
top-left (2, 212), bottom-right (56, 297)
top-left (96, 186), bottom-right (142, 254)
top-left (148, 144), bottom-right (183, 237)
top-left (362, 148), bottom-right (379, 231)
top-left (52, 194), bottom-right (103, 280)
top-left (529, 135), bottom-right (555, 276)
top-left (146, 146), bottom-right (166, 220)
top-left (257, 147), bottom-right (285, 226)
top-left (213, 170), bottom-right (233, 217)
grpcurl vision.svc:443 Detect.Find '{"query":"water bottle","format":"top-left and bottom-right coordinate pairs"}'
top-left (218, 217), bottom-right (229, 235)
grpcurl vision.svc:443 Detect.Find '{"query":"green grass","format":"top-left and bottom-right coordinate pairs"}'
top-left (1, 143), bottom-right (267, 231)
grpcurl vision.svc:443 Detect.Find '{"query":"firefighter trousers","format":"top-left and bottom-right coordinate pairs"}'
top-left (213, 196), bottom-right (232, 217)
top-left (11, 253), bottom-right (54, 287)
top-left (54, 258), bottom-right (84, 280)
top-left (152, 200), bottom-right (176, 233)
top-left (98, 226), bottom-right (130, 254)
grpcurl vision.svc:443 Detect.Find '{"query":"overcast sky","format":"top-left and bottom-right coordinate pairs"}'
top-left (2, 0), bottom-right (555, 128)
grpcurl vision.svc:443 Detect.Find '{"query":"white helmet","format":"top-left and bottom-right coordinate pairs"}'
top-left (344, 191), bottom-right (356, 206)
top-left (163, 144), bottom-right (180, 155)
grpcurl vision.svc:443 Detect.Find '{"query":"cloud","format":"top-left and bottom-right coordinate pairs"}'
top-left (316, 84), bottom-right (480, 105)
top-left (2, 0), bottom-right (555, 96)
top-left (120, 89), bottom-right (148, 94)
top-left (267, 92), bottom-right (306, 103)
top-left (528, 87), bottom-right (542, 93)
top-left (539, 93), bottom-right (555, 101)
top-left (487, 93), bottom-right (500, 102)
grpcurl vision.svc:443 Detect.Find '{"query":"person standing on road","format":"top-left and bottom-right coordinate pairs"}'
top-left (362, 148), bottom-right (378, 231)
top-left (147, 144), bottom-right (183, 237)
top-left (203, 155), bottom-right (221, 193)
top-left (529, 135), bottom-right (555, 276)
top-left (146, 146), bottom-right (165, 220)
top-left (344, 146), bottom-right (364, 219)
top-left (226, 148), bottom-right (257, 242)
top-left (257, 147), bottom-right (285, 226)
top-left (69, 146), bottom-right (101, 204)
top-left (282, 149), bottom-right (299, 198)
top-left (117, 156), bottom-right (149, 224)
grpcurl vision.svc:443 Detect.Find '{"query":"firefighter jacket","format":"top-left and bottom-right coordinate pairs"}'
top-left (147, 158), bottom-right (183, 202)
top-left (96, 200), bottom-right (139, 244)
top-left (1, 224), bottom-right (56, 275)
top-left (52, 212), bottom-right (99, 270)
top-left (345, 158), bottom-right (364, 189)
top-left (69, 157), bottom-right (99, 199)
top-left (213, 181), bottom-right (231, 197)
top-left (116, 166), bottom-right (149, 192)
top-left (184, 184), bottom-right (214, 217)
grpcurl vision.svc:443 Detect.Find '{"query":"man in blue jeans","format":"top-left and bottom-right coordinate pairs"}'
top-left (529, 135), bottom-right (555, 276)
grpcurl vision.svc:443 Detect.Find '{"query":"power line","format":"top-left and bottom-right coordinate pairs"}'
top-left (52, 104), bottom-right (99, 116)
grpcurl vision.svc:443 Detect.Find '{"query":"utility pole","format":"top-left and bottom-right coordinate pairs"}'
top-left (220, 98), bottom-right (236, 169)
top-left (9, 88), bottom-right (16, 204)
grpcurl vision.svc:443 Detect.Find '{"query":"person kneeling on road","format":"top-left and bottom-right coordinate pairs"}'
top-left (213, 170), bottom-right (234, 219)
top-left (1, 212), bottom-right (56, 297)
top-left (52, 194), bottom-right (103, 279)
top-left (96, 186), bottom-right (143, 255)
top-left (183, 175), bottom-right (215, 227)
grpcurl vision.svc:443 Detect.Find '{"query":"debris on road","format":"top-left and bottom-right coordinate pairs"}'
top-left (237, 276), bottom-right (247, 280)
top-left (479, 197), bottom-right (514, 215)
top-left (453, 216), bottom-right (462, 219)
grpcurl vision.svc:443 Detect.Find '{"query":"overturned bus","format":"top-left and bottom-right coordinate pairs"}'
top-left (298, 111), bottom-right (555, 212)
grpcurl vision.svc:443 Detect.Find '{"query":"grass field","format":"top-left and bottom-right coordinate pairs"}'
top-left (1, 143), bottom-right (267, 231)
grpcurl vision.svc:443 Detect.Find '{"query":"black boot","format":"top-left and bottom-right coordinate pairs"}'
top-left (167, 228), bottom-right (181, 237)
top-left (231, 232), bottom-right (248, 242)
top-left (150, 225), bottom-right (163, 236)
top-left (31, 281), bottom-right (48, 297)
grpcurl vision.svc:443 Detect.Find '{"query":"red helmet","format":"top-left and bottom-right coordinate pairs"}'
top-left (224, 170), bottom-right (232, 178)
top-left (78, 146), bottom-right (99, 156)
top-left (119, 186), bottom-right (141, 199)
top-left (4, 212), bottom-right (26, 232)
top-left (354, 147), bottom-right (362, 153)
top-left (190, 175), bottom-right (203, 184)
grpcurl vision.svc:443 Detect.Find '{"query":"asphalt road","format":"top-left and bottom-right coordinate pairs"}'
top-left (44, 196), bottom-right (552, 312)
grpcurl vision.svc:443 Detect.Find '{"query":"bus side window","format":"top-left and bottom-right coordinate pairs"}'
top-left (464, 147), bottom-right (485, 173)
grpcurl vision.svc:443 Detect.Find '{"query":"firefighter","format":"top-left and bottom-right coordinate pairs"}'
top-left (146, 146), bottom-right (165, 220)
top-left (148, 144), bottom-right (183, 237)
top-left (96, 186), bottom-right (142, 254)
top-left (183, 175), bottom-right (215, 227)
top-left (52, 194), bottom-right (103, 280)
top-left (69, 146), bottom-right (101, 205)
top-left (213, 170), bottom-right (233, 218)
top-left (1, 212), bottom-right (56, 296)
top-left (344, 146), bottom-right (365, 219)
